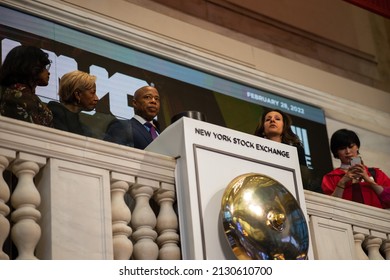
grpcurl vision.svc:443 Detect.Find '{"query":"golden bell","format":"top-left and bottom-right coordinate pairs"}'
top-left (220, 173), bottom-right (309, 260)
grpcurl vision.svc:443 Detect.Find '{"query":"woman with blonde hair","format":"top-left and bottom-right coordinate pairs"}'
top-left (48, 70), bottom-right (98, 136)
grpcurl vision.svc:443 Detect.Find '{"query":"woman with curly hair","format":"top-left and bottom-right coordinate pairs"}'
top-left (254, 109), bottom-right (306, 166)
top-left (0, 45), bottom-right (53, 126)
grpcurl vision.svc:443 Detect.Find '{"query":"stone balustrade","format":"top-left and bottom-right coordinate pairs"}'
top-left (1, 116), bottom-right (389, 260)
top-left (0, 116), bottom-right (178, 260)
top-left (305, 190), bottom-right (390, 260)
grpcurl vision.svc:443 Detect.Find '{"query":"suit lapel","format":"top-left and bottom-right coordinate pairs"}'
top-left (131, 118), bottom-right (152, 142)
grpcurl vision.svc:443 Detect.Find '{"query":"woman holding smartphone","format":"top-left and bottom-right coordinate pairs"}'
top-left (321, 129), bottom-right (390, 209)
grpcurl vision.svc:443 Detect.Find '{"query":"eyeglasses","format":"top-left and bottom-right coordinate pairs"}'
top-left (45, 60), bottom-right (53, 71)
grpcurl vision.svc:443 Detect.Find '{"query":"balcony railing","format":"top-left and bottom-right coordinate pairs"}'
top-left (0, 116), bottom-right (389, 260)
top-left (305, 190), bottom-right (390, 260)
top-left (0, 116), bottom-right (179, 260)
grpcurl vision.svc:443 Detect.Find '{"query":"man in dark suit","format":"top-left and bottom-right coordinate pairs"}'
top-left (104, 85), bottom-right (161, 149)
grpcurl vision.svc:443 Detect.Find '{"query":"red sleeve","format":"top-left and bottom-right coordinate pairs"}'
top-left (379, 189), bottom-right (390, 208)
top-left (321, 172), bottom-right (338, 195)
top-left (374, 168), bottom-right (390, 187)
top-left (375, 168), bottom-right (390, 208)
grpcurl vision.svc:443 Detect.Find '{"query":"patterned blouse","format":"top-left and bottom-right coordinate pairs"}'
top-left (0, 83), bottom-right (53, 127)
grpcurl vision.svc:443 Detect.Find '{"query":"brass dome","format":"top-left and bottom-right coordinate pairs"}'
top-left (220, 173), bottom-right (309, 260)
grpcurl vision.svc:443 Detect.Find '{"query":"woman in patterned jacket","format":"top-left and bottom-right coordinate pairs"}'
top-left (0, 45), bottom-right (53, 126)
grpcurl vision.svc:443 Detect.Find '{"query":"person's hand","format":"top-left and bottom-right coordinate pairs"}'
top-left (333, 169), bottom-right (354, 196)
top-left (351, 164), bottom-right (375, 184)
top-left (339, 166), bottom-right (359, 185)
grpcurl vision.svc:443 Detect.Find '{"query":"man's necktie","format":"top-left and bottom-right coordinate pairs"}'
top-left (144, 122), bottom-right (158, 140)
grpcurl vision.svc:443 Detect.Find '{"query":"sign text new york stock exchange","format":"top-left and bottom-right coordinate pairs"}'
top-left (194, 128), bottom-right (290, 159)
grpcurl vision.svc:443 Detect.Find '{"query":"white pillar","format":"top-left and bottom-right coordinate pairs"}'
top-left (380, 239), bottom-right (390, 260)
top-left (353, 233), bottom-right (369, 260)
top-left (363, 236), bottom-right (384, 260)
top-left (11, 153), bottom-right (45, 259)
top-left (111, 172), bottom-right (133, 260)
top-left (130, 178), bottom-right (159, 260)
top-left (155, 183), bottom-right (180, 260)
top-left (0, 148), bottom-right (15, 260)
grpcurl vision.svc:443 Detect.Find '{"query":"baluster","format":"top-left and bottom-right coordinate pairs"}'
top-left (111, 173), bottom-right (133, 260)
top-left (363, 236), bottom-right (384, 260)
top-left (130, 178), bottom-right (158, 260)
top-left (0, 149), bottom-right (15, 260)
top-left (154, 183), bottom-right (180, 260)
top-left (380, 239), bottom-right (390, 260)
top-left (10, 154), bottom-right (45, 260)
top-left (353, 233), bottom-right (369, 260)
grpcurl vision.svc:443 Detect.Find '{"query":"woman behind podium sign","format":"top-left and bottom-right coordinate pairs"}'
top-left (321, 128), bottom-right (390, 209)
top-left (254, 109), bottom-right (306, 166)
top-left (253, 109), bottom-right (319, 192)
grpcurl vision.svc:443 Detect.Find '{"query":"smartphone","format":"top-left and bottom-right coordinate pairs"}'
top-left (350, 156), bottom-right (362, 166)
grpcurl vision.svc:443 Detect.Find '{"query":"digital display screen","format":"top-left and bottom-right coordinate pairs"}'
top-left (0, 5), bottom-right (332, 191)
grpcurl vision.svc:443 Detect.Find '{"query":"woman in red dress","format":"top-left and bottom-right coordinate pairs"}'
top-left (321, 129), bottom-right (390, 209)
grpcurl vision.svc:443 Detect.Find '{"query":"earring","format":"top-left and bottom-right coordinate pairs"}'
top-left (74, 91), bottom-right (80, 104)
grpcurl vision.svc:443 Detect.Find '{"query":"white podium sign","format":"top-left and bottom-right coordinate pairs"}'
top-left (146, 117), bottom-right (312, 260)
